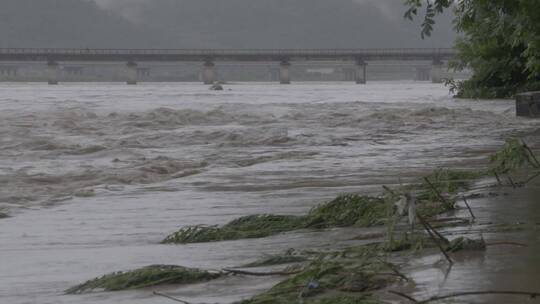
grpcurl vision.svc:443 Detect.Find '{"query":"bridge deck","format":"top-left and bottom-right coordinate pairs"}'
top-left (0, 48), bottom-right (456, 62)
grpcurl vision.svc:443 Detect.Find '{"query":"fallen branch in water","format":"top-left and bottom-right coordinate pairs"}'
top-left (388, 290), bottom-right (419, 303)
top-left (507, 176), bottom-right (517, 189)
top-left (393, 290), bottom-right (540, 303)
top-left (153, 291), bottom-right (193, 304)
top-left (222, 268), bottom-right (301, 276)
top-left (423, 218), bottom-right (449, 245)
top-left (376, 257), bottom-right (409, 282)
top-left (382, 185), bottom-right (396, 195)
top-left (523, 141), bottom-right (540, 169)
top-left (461, 196), bottom-right (476, 220)
top-left (417, 214), bottom-right (453, 265)
top-left (390, 290), bottom-right (540, 303)
top-left (423, 177), bottom-right (452, 209)
top-left (486, 241), bottom-right (528, 247)
top-left (524, 171), bottom-right (540, 185)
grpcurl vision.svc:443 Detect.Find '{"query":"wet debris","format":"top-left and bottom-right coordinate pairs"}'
top-left (161, 214), bottom-right (305, 244)
top-left (390, 290), bottom-right (540, 304)
top-left (305, 195), bottom-right (386, 229)
top-left (445, 237), bottom-right (486, 253)
top-left (162, 171), bottom-right (486, 245)
top-left (162, 195), bottom-right (388, 244)
top-left (209, 83), bottom-right (224, 91)
top-left (238, 248), bottom-right (394, 304)
top-left (489, 138), bottom-right (540, 187)
top-left (65, 265), bottom-right (221, 294)
top-left (241, 249), bottom-right (309, 268)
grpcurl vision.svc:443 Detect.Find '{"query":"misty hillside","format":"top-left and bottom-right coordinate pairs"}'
top-left (0, 0), bottom-right (156, 48)
top-left (0, 0), bottom-right (455, 48)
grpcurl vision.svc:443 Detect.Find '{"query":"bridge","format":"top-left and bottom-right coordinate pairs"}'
top-left (0, 48), bottom-right (456, 85)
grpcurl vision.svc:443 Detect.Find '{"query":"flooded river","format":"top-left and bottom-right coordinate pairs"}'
top-left (0, 82), bottom-right (538, 303)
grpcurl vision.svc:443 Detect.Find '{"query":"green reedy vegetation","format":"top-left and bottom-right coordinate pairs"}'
top-left (490, 138), bottom-right (540, 175)
top-left (67, 140), bottom-right (539, 301)
top-left (161, 215), bottom-right (306, 244)
top-left (162, 169), bottom-right (485, 245)
top-left (162, 195), bottom-right (388, 244)
top-left (305, 195), bottom-right (386, 228)
top-left (238, 246), bottom-right (391, 304)
top-left (241, 250), bottom-right (309, 268)
top-left (65, 265), bottom-right (221, 294)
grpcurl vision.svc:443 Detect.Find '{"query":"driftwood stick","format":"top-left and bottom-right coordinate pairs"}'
top-left (417, 215), bottom-right (453, 265)
top-left (382, 185), bottom-right (396, 195)
top-left (223, 268), bottom-right (301, 276)
top-left (462, 196), bottom-right (476, 220)
top-left (423, 177), bottom-right (452, 209)
top-left (153, 291), bottom-right (192, 304)
top-left (486, 241), bottom-right (528, 247)
top-left (524, 171), bottom-right (540, 185)
top-left (388, 290), bottom-right (419, 303)
top-left (523, 143), bottom-right (540, 168)
top-left (386, 268), bottom-right (409, 282)
top-left (507, 175), bottom-right (517, 189)
top-left (375, 257), bottom-right (409, 282)
top-left (422, 218), bottom-right (449, 245)
top-left (417, 290), bottom-right (540, 303)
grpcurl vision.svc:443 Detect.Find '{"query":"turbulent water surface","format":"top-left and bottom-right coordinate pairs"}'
top-left (0, 82), bottom-right (537, 304)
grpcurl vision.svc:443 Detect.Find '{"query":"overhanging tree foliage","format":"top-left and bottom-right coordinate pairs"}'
top-left (405, 0), bottom-right (540, 98)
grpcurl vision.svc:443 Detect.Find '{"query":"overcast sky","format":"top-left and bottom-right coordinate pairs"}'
top-left (94, 0), bottom-right (401, 22)
top-left (1, 0), bottom-right (456, 48)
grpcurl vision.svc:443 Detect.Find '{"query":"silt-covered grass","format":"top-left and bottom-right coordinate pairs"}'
top-left (161, 214), bottom-right (306, 244)
top-left (238, 246), bottom-right (392, 304)
top-left (162, 195), bottom-right (387, 244)
top-left (65, 265), bottom-right (221, 294)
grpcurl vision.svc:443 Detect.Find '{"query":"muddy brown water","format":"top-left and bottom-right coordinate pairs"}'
top-left (0, 82), bottom-right (539, 303)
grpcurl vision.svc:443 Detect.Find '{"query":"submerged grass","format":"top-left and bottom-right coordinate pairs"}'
top-left (162, 167), bottom-right (488, 245)
top-left (490, 138), bottom-right (538, 175)
top-left (242, 250), bottom-right (309, 268)
top-left (161, 215), bottom-right (305, 244)
top-left (238, 246), bottom-right (392, 304)
top-left (162, 195), bottom-right (387, 244)
top-left (65, 265), bottom-right (221, 294)
top-left (416, 168), bottom-right (485, 209)
top-left (445, 237), bottom-right (486, 253)
top-left (305, 195), bottom-right (386, 228)
top-left (0, 212), bottom-right (8, 219)
top-left (162, 177), bottom-right (484, 245)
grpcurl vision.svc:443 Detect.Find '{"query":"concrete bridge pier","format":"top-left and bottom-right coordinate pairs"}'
top-left (203, 61), bottom-right (216, 84)
top-left (126, 62), bottom-right (138, 85)
top-left (415, 66), bottom-right (431, 81)
top-left (47, 61), bottom-right (59, 85)
top-left (279, 61), bottom-right (291, 84)
top-left (268, 67), bottom-right (280, 82)
top-left (0, 66), bottom-right (18, 80)
top-left (431, 60), bottom-right (444, 84)
top-left (343, 68), bottom-right (356, 82)
top-left (355, 60), bottom-right (367, 84)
